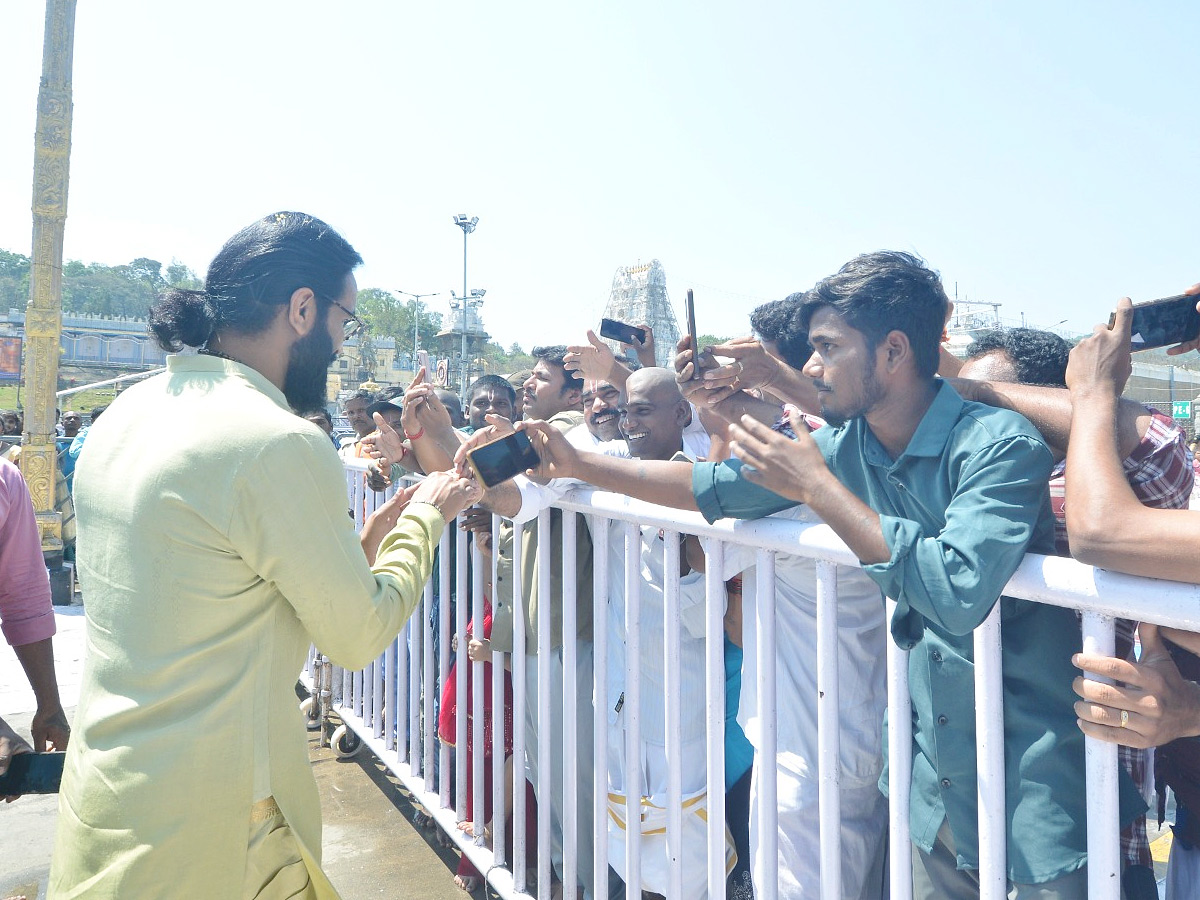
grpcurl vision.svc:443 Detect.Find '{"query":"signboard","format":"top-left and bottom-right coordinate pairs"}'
top-left (435, 358), bottom-right (449, 386)
top-left (1171, 400), bottom-right (1192, 420)
top-left (0, 336), bottom-right (21, 383)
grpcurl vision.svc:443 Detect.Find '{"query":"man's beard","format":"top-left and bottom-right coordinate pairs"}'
top-left (818, 361), bottom-right (883, 428)
top-left (283, 326), bottom-right (336, 411)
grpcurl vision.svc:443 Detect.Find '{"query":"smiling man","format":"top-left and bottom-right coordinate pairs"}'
top-left (581, 377), bottom-right (622, 443)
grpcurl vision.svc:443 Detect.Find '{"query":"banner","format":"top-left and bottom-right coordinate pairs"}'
top-left (0, 336), bottom-right (21, 383)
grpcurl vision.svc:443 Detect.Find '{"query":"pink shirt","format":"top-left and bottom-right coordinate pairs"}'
top-left (0, 456), bottom-right (54, 646)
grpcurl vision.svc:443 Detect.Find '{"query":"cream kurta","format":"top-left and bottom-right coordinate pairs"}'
top-left (49, 354), bottom-right (445, 899)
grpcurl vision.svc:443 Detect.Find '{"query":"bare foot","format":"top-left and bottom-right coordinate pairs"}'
top-left (453, 873), bottom-right (482, 893)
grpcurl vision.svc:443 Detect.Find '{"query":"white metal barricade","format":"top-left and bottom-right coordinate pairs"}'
top-left (303, 460), bottom-right (1200, 900)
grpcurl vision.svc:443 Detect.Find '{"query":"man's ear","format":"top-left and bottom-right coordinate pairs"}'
top-left (675, 399), bottom-right (690, 428)
top-left (565, 385), bottom-right (583, 408)
top-left (287, 287), bottom-right (319, 337)
top-left (881, 330), bottom-right (911, 373)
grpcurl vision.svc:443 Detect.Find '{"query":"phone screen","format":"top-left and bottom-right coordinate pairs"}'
top-left (467, 432), bottom-right (541, 488)
top-left (599, 318), bottom-right (647, 346)
top-left (1112, 294), bottom-right (1200, 351)
top-left (0, 751), bottom-right (65, 794)
top-left (684, 289), bottom-right (699, 380)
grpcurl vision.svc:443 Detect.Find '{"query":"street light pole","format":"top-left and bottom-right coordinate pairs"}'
top-left (395, 289), bottom-right (440, 368)
top-left (452, 214), bottom-right (479, 395)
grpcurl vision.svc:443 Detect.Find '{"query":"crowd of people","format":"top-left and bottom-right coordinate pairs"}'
top-left (3, 210), bottom-right (1198, 900)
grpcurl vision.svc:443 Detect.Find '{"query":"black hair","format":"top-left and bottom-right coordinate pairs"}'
top-left (376, 385), bottom-right (406, 402)
top-left (800, 251), bottom-right (948, 379)
top-left (531, 345), bottom-right (584, 394)
top-left (90, 406), bottom-right (107, 423)
top-left (346, 389), bottom-right (374, 405)
top-left (752, 292), bottom-right (810, 370)
top-left (965, 328), bottom-right (1070, 388)
top-left (302, 408), bottom-right (333, 425)
top-left (149, 211), bottom-right (363, 352)
top-left (467, 374), bottom-right (517, 406)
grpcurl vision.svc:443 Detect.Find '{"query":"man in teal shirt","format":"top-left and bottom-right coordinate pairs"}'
top-left (716, 251), bottom-right (1141, 897)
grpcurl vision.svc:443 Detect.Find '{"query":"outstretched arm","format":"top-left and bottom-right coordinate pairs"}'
top-left (518, 420), bottom-right (700, 511)
top-left (950, 376), bottom-right (1151, 459)
top-left (1065, 296), bottom-right (1200, 581)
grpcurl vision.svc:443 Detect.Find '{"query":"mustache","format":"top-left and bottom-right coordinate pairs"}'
top-left (813, 381), bottom-right (832, 392)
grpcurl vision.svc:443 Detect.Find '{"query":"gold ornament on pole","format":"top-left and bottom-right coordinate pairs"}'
top-left (22, 0), bottom-right (77, 557)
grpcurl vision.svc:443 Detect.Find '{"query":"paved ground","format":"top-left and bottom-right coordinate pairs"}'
top-left (0, 605), bottom-right (466, 900)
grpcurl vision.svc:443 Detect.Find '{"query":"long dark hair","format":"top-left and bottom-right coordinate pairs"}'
top-left (149, 211), bottom-right (362, 351)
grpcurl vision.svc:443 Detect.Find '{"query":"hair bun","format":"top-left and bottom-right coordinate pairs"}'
top-left (148, 288), bottom-right (218, 351)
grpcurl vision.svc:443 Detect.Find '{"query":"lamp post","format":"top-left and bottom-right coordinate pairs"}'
top-left (395, 289), bottom-right (441, 369)
top-left (452, 214), bottom-right (479, 395)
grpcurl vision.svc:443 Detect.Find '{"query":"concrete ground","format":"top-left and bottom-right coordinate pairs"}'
top-left (0, 606), bottom-right (467, 900)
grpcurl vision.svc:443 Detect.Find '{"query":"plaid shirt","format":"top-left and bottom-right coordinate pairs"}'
top-left (1050, 408), bottom-right (1193, 869)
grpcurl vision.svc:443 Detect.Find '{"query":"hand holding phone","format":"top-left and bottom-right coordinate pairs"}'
top-left (599, 318), bottom-right (647, 347)
top-left (1110, 293), bottom-right (1200, 352)
top-left (466, 431), bottom-right (541, 488)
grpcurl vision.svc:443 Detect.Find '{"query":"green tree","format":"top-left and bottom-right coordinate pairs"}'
top-left (696, 333), bottom-right (732, 349)
top-left (166, 258), bottom-right (202, 288)
top-left (355, 288), bottom-right (442, 354)
top-left (0, 250), bottom-right (30, 310)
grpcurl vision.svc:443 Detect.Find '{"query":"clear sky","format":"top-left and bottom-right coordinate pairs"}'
top-left (1, 1), bottom-right (1196, 351)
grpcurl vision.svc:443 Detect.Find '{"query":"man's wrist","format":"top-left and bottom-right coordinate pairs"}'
top-left (405, 425), bottom-right (425, 441)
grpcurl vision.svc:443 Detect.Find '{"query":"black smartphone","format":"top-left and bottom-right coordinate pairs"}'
top-left (684, 288), bottom-right (699, 380)
top-left (466, 431), bottom-right (540, 488)
top-left (599, 318), bottom-right (647, 346)
top-left (0, 751), bottom-right (65, 794)
top-left (1111, 294), bottom-right (1200, 351)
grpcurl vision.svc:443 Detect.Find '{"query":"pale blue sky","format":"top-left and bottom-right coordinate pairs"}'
top-left (1, 1), bottom-right (1196, 350)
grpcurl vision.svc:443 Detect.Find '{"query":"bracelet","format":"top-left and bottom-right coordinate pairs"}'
top-left (405, 426), bottom-right (425, 441)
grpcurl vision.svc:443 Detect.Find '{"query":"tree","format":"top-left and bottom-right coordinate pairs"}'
top-left (166, 258), bottom-right (201, 288)
top-left (355, 289), bottom-right (442, 354)
top-left (0, 250), bottom-right (30, 310)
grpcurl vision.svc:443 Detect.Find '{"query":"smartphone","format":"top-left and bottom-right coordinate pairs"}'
top-left (416, 349), bottom-right (432, 383)
top-left (466, 431), bottom-right (540, 488)
top-left (599, 318), bottom-right (647, 346)
top-left (1111, 294), bottom-right (1200, 351)
top-left (0, 751), bottom-right (65, 794)
top-left (684, 288), bottom-right (700, 380)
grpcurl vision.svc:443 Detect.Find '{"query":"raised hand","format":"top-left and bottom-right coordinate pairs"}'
top-left (404, 382), bottom-right (452, 435)
top-left (728, 407), bottom-right (824, 504)
top-left (361, 412), bottom-right (408, 470)
top-left (629, 323), bottom-right (656, 368)
top-left (1066, 298), bottom-right (1134, 399)
top-left (701, 336), bottom-right (782, 396)
top-left (565, 330), bottom-right (626, 383)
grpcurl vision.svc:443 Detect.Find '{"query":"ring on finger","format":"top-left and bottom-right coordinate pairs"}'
top-left (1120, 709), bottom-right (1130, 728)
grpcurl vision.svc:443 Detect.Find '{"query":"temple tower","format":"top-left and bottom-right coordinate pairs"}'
top-left (599, 260), bottom-right (680, 368)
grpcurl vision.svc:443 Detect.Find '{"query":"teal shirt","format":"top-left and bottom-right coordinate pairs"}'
top-left (692, 380), bottom-right (1143, 883)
